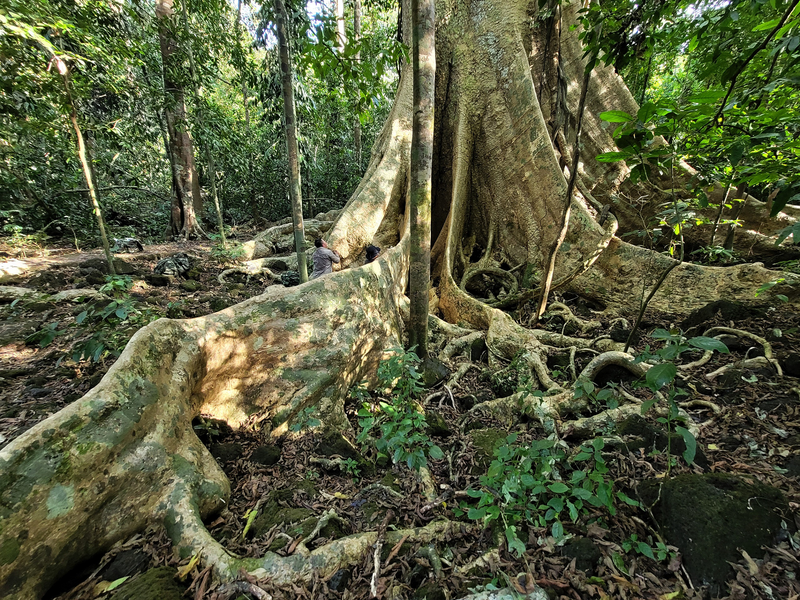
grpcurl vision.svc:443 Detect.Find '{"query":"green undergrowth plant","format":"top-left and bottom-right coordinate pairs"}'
top-left (634, 329), bottom-right (728, 472)
top-left (459, 433), bottom-right (638, 557)
top-left (290, 406), bottom-right (321, 433)
top-left (210, 240), bottom-right (246, 266)
top-left (573, 379), bottom-right (622, 413)
top-left (354, 347), bottom-right (443, 471)
top-left (71, 275), bottom-right (158, 363)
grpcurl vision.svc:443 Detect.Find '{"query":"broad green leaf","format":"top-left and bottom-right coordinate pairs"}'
top-left (612, 552), bottom-right (629, 575)
top-left (646, 363), bottom-right (677, 390)
top-left (428, 445), bottom-right (444, 460)
top-left (752, 18), bottom-right (781, 31)
top-left (599, 110), bottom-right (634, 123)
top-left (596, 151), bottom-right (632, 163)
top-left (505, 526), bottom-right (526, 557)
top-left (571, 487), bottom-right (592, 500)
top-left (687, 90), bottom-right (725, 104)
top-left (676, 425), bottom-right (697, 465)
top-left (548, 482), bottom-right (570, 494)
top-left (688, 336), bottom-right (729, 353)
top-left (468, 507), bottom-right (486, 520)
top-left (107, 577), bottom-right (129, 592)
top-left (551, 521), bottom-right (564, 539)
top-left (637, 541), bottom-right (655, 560)
top-left (616, 491), bottom-right (639, 506)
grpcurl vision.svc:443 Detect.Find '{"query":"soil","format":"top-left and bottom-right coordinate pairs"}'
top-left (1, 239), bottom-right (799, 600)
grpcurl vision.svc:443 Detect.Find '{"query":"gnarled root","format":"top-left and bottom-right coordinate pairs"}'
top-left (543, 302), bottom-right (602, 335)
top-left (169, 502), bottom-right (462, 587)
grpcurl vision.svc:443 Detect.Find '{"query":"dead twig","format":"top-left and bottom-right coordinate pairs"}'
top-left (370, 510), bottom-right (395, 598)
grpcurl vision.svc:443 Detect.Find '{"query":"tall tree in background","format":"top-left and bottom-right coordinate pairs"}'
top-left (407, 0), bottom-right (435, 359)
top-left (156, 0), bottom-right (204, 239)
top-left (275, 0), bottom-right (309, 282)
top-left (353, 0), bottom-right (362, 168)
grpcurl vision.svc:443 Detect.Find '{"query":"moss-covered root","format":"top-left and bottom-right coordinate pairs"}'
top-left (0, 241), bottom-right (411, 599)
top-left (457, 586), bottom-right (549, 600)
top-left (166, 502), bottom-right (463, 587)
top-left (469, 351), bottom-right (649, 425)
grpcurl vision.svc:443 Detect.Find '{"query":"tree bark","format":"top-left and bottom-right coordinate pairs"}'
top-left (407, 0), bottom-right (436, 359)
top-left (275, 0), bottom-right (309, 283)
top-left (156, 0), bottom-right (204, 239)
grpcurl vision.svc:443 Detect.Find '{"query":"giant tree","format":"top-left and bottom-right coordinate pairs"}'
top-left (1, 0), bottom-right (797, 597)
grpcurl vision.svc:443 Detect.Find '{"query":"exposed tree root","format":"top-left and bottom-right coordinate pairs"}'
top-left (0, 285), bottom-right (108, 303)
top-left (355, 483), bottom-right (405, 501)
top-left (447, 362), bottom-right (477, 389)
top-left (172, 511), bottom-right (461, 587)
top-left (567, 403), bottom-right (699, 440)
top-left (442, 332), bottom-right (486, 361)
top-left (469, 350), bottom-right (652, 424)
top-left (705, 356), bottom-right (783, 381)
top-left (704, 326), bottom-right (780, 371)
top-left (543, 302), bottom-right (602, 335)
top-left (457, 585), bottom-right (549, 600)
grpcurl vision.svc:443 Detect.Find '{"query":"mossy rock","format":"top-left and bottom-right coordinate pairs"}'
top-left (617, 415), bottom-right (708, 469)
top-left (413, 581), bottom-right (446, 600)
top-left (380, 472), bottom-right (402, 493)
top-left (562, 537), bottom-right (601, 575)
top-left (209, 442), bottom-right (242, 463)
top-left (640, 473), bottom-right (787, 595)
top-left (252, 506), bottom-right (313, 539)
top-left (250, 445), bottom-right (281, 466)
top-left (109, 566), bottom-right (186, 600)
top-left (426, 411), bottom-right (451, 437)
top-left (179, 280), bottom-right (200, 293)
top-left (249, 481), bottom-right (319, 538)
top-left (209, 298), bottom-right (229, 312)
top-left (421, 356), bottom-right (449, 387)
top-left (315, 432), bottom-right (374, 475)
top-left (469, 428), bottom-right (507, 472)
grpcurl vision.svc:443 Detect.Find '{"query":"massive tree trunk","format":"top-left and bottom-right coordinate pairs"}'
top-left (156, 0), bottom-right (204, 239)
top-left (1, 0), bottom-right (797, 597)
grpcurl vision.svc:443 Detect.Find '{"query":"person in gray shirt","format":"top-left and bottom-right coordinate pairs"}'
top-left (311, 238), bottom-right (340, 278)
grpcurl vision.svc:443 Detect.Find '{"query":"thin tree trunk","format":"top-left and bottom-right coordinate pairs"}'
top-left (180, 0), bottom-right (222, 244)
top-left (336, 0), bottom-right (346, 52)
top-left (156, 0), bottom-right (203, 239)
top-left (54, 57), bottom-right (116, 275)
top-left (354, 0), bottom-right (362, 169)
top-left (709, 181), bottom-right (732, 246)
top-left (275, 0), bottom-right (309, 283)
top-left (408, 0), bottom-right (435, 358)
top-left (236, 0), bottom-right (257, 221)
top-left (534, 23), bottom-right (596, 322)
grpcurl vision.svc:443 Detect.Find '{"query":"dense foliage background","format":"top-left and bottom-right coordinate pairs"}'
top-left (0, 0), bottom-right (798, 249)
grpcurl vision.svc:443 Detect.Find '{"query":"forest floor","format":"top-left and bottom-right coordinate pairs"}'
top-left (1, 238), bottom-right (799, 600)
